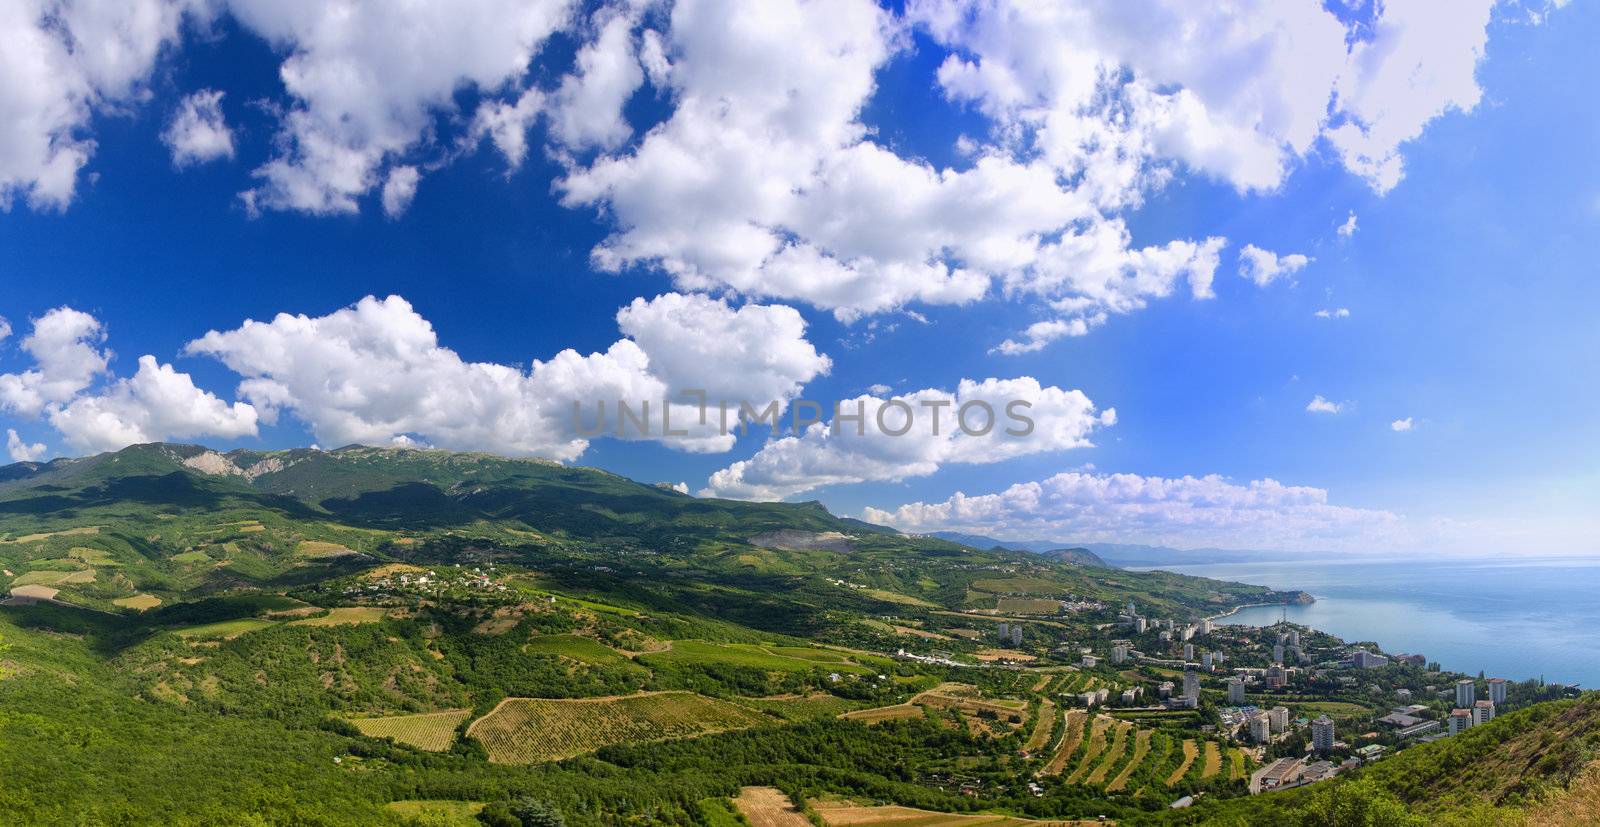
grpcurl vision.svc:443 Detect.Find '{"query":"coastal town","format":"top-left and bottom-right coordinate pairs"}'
top-left (877, 591), bottom-right (1579, 808)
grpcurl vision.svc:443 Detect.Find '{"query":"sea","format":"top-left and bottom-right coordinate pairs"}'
top-left (1132, 556), bottom-right (1600, 688)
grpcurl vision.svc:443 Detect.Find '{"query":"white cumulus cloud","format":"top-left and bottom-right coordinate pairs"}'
top-left (1306, 395), bottom-right (1343, 415)
top-left (6, 429), bottom-right (47, 462)
top-left (381, 166), bottom-right (420, 218)
top-left (864, 470), bottom-right (1407, 552)
top-left (229, 0), bottom-right (572, 215)
top-left (0, 308), bottom-right (260, 453)
top-left (163, 89), bottom-right (235, 167)
top-left (703, 377), bottom-right (1114, 500)
top-left (186, 293), bottom-right (830, 460)
top-left (1337, 210), bottom-right (1358, 238)
top-left (49, 356), bottom-right (259, 453)
top-left (0, 307), bottom-right (112, 417)
top-left (1314, 307), bottom-right (1351, 319)
top-left (1391, 417), bottom-right (1414, 432)
top-left (1238, 244), bottom-right (1311, 287)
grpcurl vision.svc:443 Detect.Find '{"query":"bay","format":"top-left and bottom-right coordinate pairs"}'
top-left (1135, 556), bottom-right (1600, 688)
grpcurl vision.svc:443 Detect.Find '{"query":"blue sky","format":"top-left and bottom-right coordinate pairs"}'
top-left (1, 0), bottom-right (1595, 554)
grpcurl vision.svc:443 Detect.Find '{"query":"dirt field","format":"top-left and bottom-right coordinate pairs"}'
top-left (733, 787), bottom-right (810, 827)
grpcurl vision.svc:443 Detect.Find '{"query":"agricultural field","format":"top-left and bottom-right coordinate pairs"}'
top-left (286, 607), bottom-right (389, 626)
top-left (1107, 729), bottom-right (1153, 792)
top-left (383, 800), bottom-right (484, 825)
top-left (1041, 710), bottom-right (1088, 776)
top-left (348, 709), bottom-right (471, 751)
top-left (523, 634), bottom-right (636, 665)
top-left (995, 598), bottom-right (1062, 615)
top-left (1023, 699), bottom-right (1056, 754)
top-left (295, 541), bottom-right (355, 558)
top-left (1064, 717), bottom-right (1114, 784)
top-left (1033, 712), bottom-right (1212, 797)
top-left (812, 800), bottom-right (1090, 826)
top-left (1167, 740), bottom-right (1200, 785)
top-left (841, 703), bottom-right (924, 724)
top-left (739, 693), bottom-right (866, 721)
top-left (467, 692), bottom-right (771, 763)
top-left (171, 618), bottom-right (276, 639)
top-left (112, 593), bottom-right (162, 611)
top-left (640, 640), bottom-right (874, 675)
top-left (1201, 741), bottom-right (1223, 778)
top-left (858, 588), bottom-right (938, 607)
top-left (733, 787), bottom-right (810, 827)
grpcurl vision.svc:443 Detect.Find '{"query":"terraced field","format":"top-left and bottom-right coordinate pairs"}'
top-left (1107, 729), bottom-right (1154, 792)
top-left (1041, 710), bottom-right (1087, 775)
top-left (1227, 746), bottom-right (1249, 781)
top-left (1166, 740), bottom-right (1200, 785)
top-left (1091, 721), bottom-right (1138, 785)
top-left (1201, 741), bottom-right (1223, 778)
top-left (1064, 717), bottom-right (1114, 784)
top-left (349, 709), bottom-right (471, 751)
top-left (1023, 699), bottom-right (1056, 754)
top-left (468, 692), bottom-right (771, 763)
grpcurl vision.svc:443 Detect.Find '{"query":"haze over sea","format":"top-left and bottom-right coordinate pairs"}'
top-left (1139, 556), bottom-right (1600, 688)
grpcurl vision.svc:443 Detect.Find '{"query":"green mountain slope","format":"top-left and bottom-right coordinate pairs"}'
top-left (0, 443), bottom-right (1332, 825)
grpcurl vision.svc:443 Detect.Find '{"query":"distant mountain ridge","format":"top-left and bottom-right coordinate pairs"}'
top-left (928, 531), bottom-right (1112, 568)
top-left (925, 531), bottom-right (1306, 567)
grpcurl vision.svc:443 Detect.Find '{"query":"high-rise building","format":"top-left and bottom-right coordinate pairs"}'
top-left (1448, 708), bottom-right (1473, 735)
top-left (1352, 650), bottom-right (1389, 669)
top-left (1456, 679), bottom-right (1476, 709)
top-left (998, 622), bottom-right (1010, 641)
top-left (1287, 629), bottom-right (1300, 647)
top-left (1473, 700), bottom-right (1496, 725)
top-left (1183, 643), bottom-right (1195, 661)
top-left (1182, 670), bottom-right (1200, 700)
top-left (1198, 618), bottom-right (1213, 635)
top-left (1311, 716), bottom-right (1336, 753)
top-left (1487, 678), bottom-right (1507, 705)
top-left (1227, 677), bottom-right (1246, 705)
top-left (1265, 665), bottom-right (1288, 689)
top-left (1273, 644), bottom-right (1285, 663)
top-left (1250, 713), bottom-right (1272, 744)
top-left (1010, 626), bottom-right (1023, 647)
top-left (1202, 651), bottom-right (1216, 671)
top-left (1268, 706), bottom-right (1290, 733)
top-left (1110, 640), bottom-right (1132, 665)
top-left (1134, 617), bottom-right (1148, 634)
